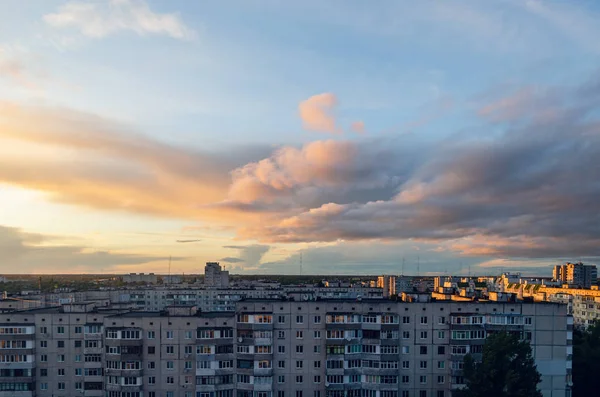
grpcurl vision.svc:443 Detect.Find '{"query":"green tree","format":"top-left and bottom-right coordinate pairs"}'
top-left (454, 331), bottom-right (542, 397)
top-left (573, 321), bottom-right (600, 396)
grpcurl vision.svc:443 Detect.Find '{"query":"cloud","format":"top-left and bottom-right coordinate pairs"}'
top-left (0, 225), bottom-right (175, 273)
top-left (351, 121), bottom-right (365, 134)
top-left (298, 93), bottom-right (340, 134)
top-left (0, 101), bottom-right (269, 220)
top-left (235, 72), bottom-right (600, 260)
top-left (221, 245), bottom-right (270, 270)
top-left (0, 46), bottom-right (39, 89)
top-left (43, 0), bottom-right (196, 40)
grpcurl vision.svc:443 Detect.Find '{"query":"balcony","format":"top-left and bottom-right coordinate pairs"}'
top-left (84, 346), bottom-right (103, 355)
top-left (254, 382), bottom-right (273, 391)
top-left (253, 367), bottom-right (273, 376)
top-left (84, 332), bottom-right (103, 340)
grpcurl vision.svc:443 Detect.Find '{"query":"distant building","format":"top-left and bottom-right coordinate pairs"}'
top-left (121, 273), bottom-right (157, 284)
top-left (553, 262), bottom-right (597, 288)
top-left (204, 262), bottom-right (230, 288)
top-left (377, 275), bottom-right (397, 298)
top-left (162, 275), bottom-right (182, 284)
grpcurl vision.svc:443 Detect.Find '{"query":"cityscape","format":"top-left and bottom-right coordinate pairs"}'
top-left (2, 1), bottom-right (600, 397)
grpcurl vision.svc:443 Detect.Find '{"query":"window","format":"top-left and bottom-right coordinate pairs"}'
top-left (278, 360), bottom-right (285, 369)
top-left (149, 376), bottom-right (155, 384)
top-left (420, 361), bottom-right (427, 369)
top-left (402, 346), bottom-right (410, 354)
top-left (278, 315), bottom-right (286, 324)
top-left (314, 392), bottom-right (321, 397)
top-left (74, 340), bottom-right (81, 347)
top-left (167, 361), bottom-right (174, 369)
top-left (40, 383), bottom-right (48, 390)
top-left (420, 316), bottom-right (428, 324)
top-left (402, 361), bottom-right (410, 369)
top-left (148, 331), bottom-right (155, 339)
top-left (402, 331), bottom-right (410, 339)
top-left (58, 382), bottom-right (65, 390)
top-left (296, 360), bottom-right (303, 369)
top-left (148, 346), bottom-right (155, 354)
top-left (278, 331), bottom-right (285, 339)
top-left (296, 392), bottom-right (303, 397)
top-left (185, 331), bottom-right (192, 339)
top-left (437, 346), bottom-right (445, 355)
top-left (420, 346), bottom-right (427, 354)
top-left (314, 345), bottom-right (321, 353)
top-left (40, 354), bottom-right (47, 362)
top-left (57, 354), bottom-right (65, 362)
top-left (525, 317), bottom-right (532, 325)
top-left (296, 345), bottom-right (303, 353)
top-left (314, 330), bottom-right (321, 338)
top-left (75, 368), bottom-right (82, 376)
top-left (148, 361), bottom-right (156, 369)
top-left (278, 346), bottom-right (286, 353)
top-left (278, 376), bottom-right (285, 383)
top-left (420, 331), bottom-right (428, 339)
top-left (437, 392), bottom-right (445, 397)
top-left (438, 316), bottom-right (446, 324)
top-left (75, 355), bottom-right (81, 362)
top-left (314, 315), bottom-right (321, 323)
top-left (40, 340), bottom-right (47, 348)
top-left (437, 361), bottom-right (445, 369)
top-left (296, 375), bottom-right (303, 383)
top-left (296, 315), bottom-right (304, 324)
top-left (314, 375), bottom-right (321, 383)
top-left (437, 375), bottom-right (445, 384)
top-left (40, 369), bottom-right (48, 377)
top-left (166, 331), bottom-right (174, 339)
top-left (420, 375), bottom-right (427, 383)
top-left (403, 316), bottom-right (410, 324)
top-left (296, 331), bottom-right (303, 339)
top-left (314, 360), bottom-right (321, 368)
top-left (166, 346), bottom-right (174, 354)
top-left (278, 392), bottom-right (285, 397)
top-left (57, 368), bottom-right (65, 376)
top-left (402, 375), bottom-right (409, 384)
top-left (420, 391), bottom-right (427, 397)
top-left (57, 326), bottom-right (65, 334)
top-left (166, 376), bottom-right (174, 384)
top-left (438, 331), bottom-right (445, 339)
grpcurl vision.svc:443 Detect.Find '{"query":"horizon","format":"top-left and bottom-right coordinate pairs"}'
top-left (1, 1), bottom-right (600, 275)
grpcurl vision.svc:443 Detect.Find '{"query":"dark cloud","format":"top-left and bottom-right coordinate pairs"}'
top-left (221, 244), bottom-right (271, 269)
top-left (0, 225), bottom-right (178, 273)
top-left (239, 73), bottom-right (600, 259)
top-left (218, 257), bottom-right (245, 263)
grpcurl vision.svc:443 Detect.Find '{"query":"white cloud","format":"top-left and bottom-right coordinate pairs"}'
top-left (44, 0), bottom-right (196, 41)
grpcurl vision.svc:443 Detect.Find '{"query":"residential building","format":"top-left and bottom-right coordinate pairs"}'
top-left (122, 273), bottom-right (158, 284)
top-left (553, 262), bottom-right (597, 288)
top-left (0, 299), bottom-right (570, 397)
top-left (377, 275), bottom-right (397, 298)
top-left (205, 262), bottom-right (230, 289)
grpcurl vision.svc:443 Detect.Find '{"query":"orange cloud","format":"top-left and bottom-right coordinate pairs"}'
top-left (298, 93), bottom-right (340, 134)
top-left (0, 102), bottom-right (258, 223)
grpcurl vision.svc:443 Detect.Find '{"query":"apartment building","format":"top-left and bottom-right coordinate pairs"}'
top-left (205, 263), bottom-right (230, 289)
top-left (0, 300), bottom-right (571, 397)
top-left (553, 262), bottom-right (597, 288)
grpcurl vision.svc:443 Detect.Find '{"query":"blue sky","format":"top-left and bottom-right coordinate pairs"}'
top-left (1, 0), bottom-right (600, 275)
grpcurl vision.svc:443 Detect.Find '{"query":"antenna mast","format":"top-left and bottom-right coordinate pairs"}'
top-left (402, 257), bottom-right (405, 276)
top-left (168, 255), bottom-right (172, 285)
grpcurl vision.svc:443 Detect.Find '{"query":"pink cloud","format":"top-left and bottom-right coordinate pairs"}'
top-left (351, 120), bottom-right (365, 134)
top-left (298, 93), bottom-right (340, 134)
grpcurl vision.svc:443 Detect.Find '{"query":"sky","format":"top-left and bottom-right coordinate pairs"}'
top-left (1, 0), bottom-right (600, 275)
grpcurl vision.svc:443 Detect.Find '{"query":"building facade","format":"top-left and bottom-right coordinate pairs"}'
top-left (0, 300), bottom-right (571, 397)
top-left (205, 263), bottom-right (230, 289)
top-left (553, 262), bottom-right (597, 288)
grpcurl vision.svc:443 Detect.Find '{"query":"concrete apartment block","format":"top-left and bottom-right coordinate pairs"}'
top-left (0, 300), bottom-right (570, 397)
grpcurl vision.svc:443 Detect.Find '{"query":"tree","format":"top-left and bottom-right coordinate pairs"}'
top-left (454, 331), bottom-right (542, 397)
top-left (573, 321), bottom-right (600, 397)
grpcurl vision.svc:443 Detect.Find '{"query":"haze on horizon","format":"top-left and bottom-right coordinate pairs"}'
top-left (1, 0), bottom-right (600, 276)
